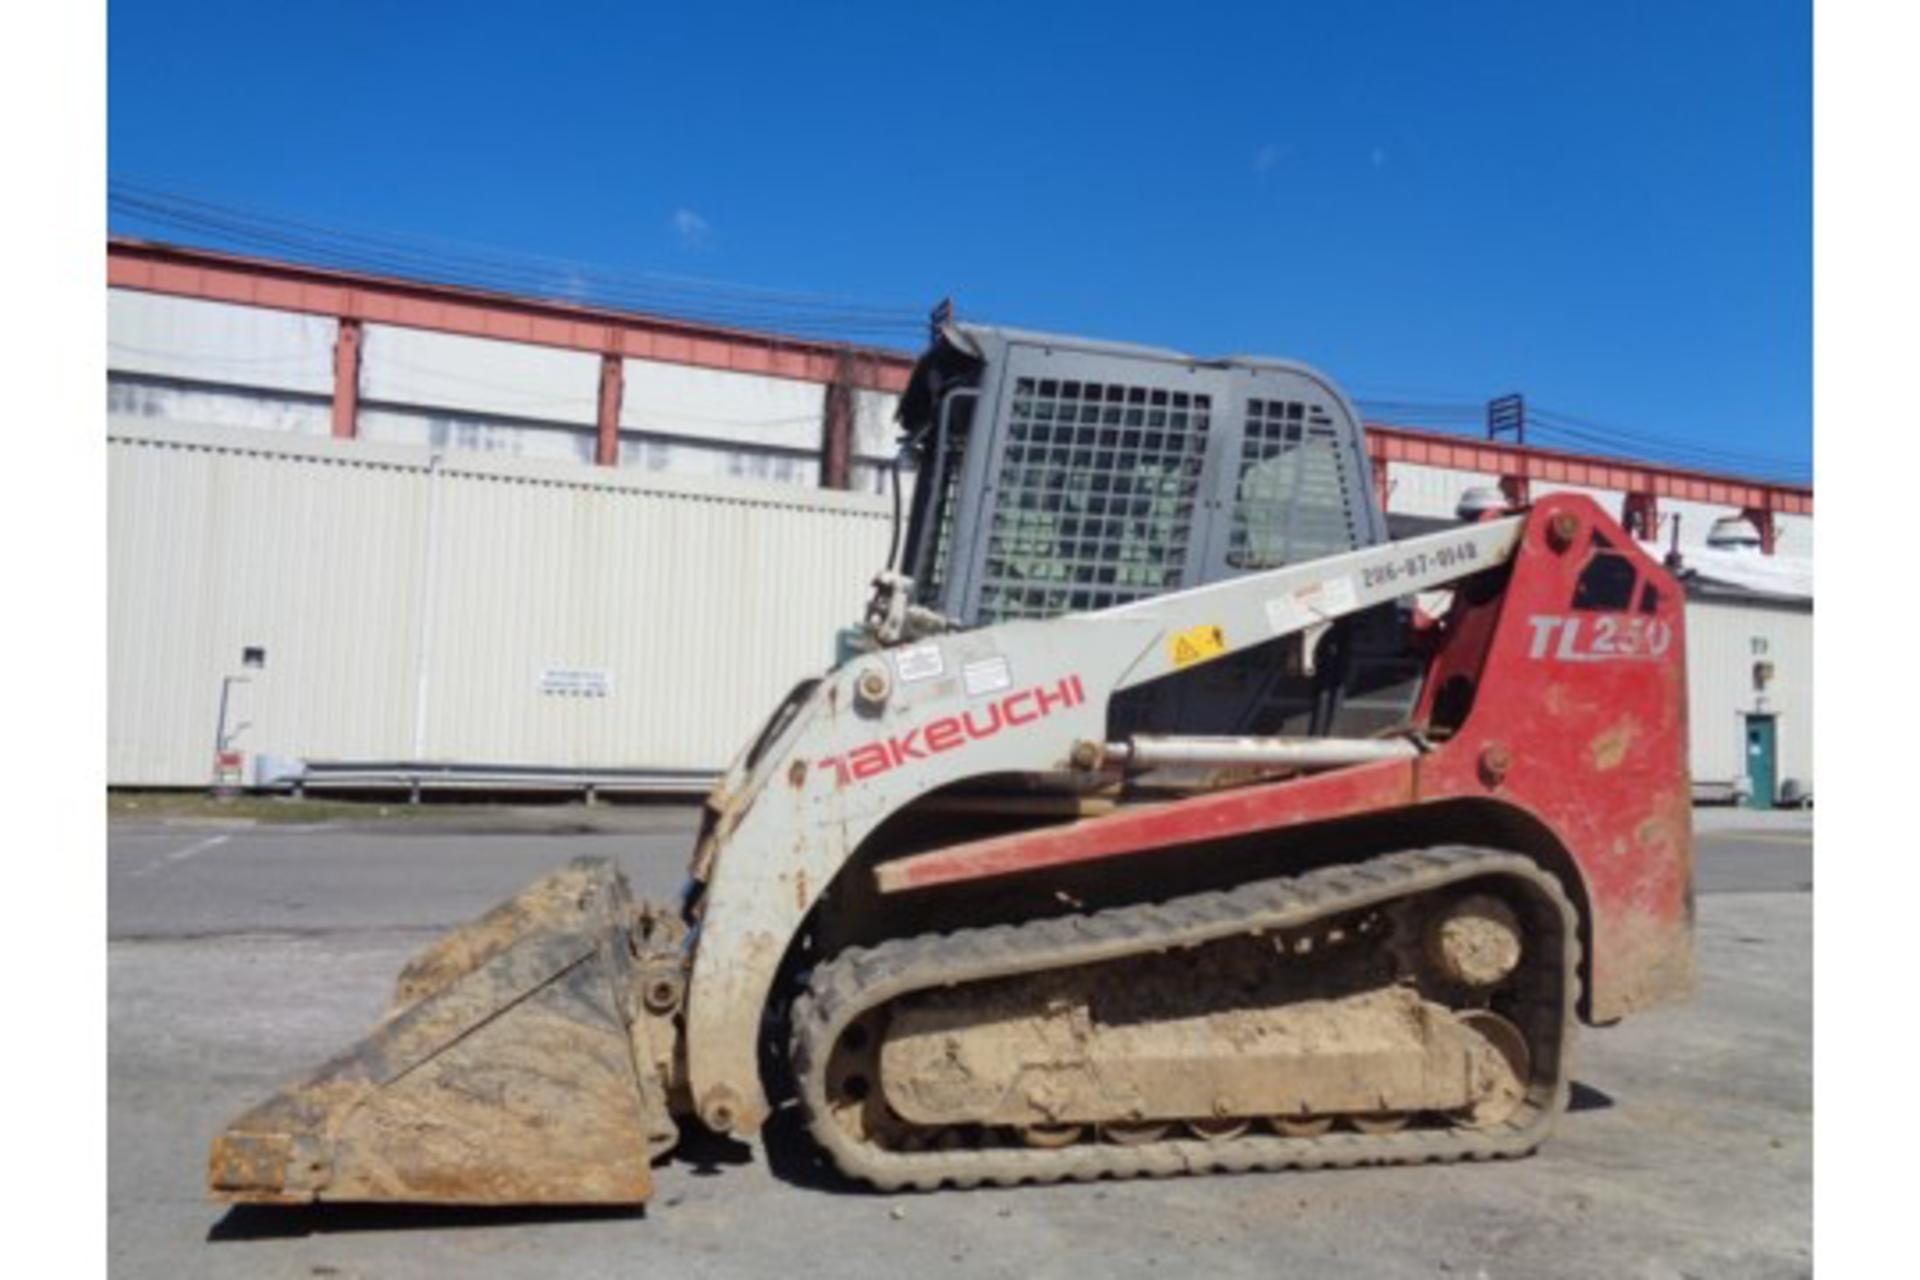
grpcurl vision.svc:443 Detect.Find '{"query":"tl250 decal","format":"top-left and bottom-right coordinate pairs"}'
top-left (1527, 614), bottom-right (1673, 663)
top-left (819, 676), bottom-right (1087, 787)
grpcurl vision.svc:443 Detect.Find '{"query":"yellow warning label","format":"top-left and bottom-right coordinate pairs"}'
top-left (1169, 624), bottom-right (1229, 669)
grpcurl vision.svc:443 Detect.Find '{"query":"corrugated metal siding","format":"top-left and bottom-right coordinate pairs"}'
top-left (1529, 480), bottom-right (1617, 506)
top-left (108, 418), bottom-right (891, 785)
top-left (1383, 462), bottom-right (1501, 519)
top-left (1774, 513), bottom-right (1813, 557)
top-left (618, 432), bottom-right (822, 487)
top-left (106, 376), bottom-right (334, 437)
top-left (361, 325), bottom-right (600, 425)
top-left (1683, 598), bottom-right (1814, 788)
top-left (108, 289), bottom-right (337, 395)
top-left (620, 358), bottom-right (823, 450)
top-left (357, 405), bottom-right (598, 463)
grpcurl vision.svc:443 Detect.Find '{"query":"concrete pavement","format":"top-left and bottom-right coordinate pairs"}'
top-left (107, 804), bottom-right (1812, 1279)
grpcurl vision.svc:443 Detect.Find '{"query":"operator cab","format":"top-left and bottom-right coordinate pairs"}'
top-left (892, 318), bottom-right (1423, 742)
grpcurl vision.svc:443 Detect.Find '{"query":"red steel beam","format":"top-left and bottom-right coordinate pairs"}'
top-left (1621, 491), bottom-right (1660, 542)
top-left (820, 350), bottom-right (856, 490)
top-left (108, 237), bottom-right (914, 396)
top-left (1364, 423), bottom-right (1812, 517)
top-left (595, 350), bottom-right (624, 467)
top-left (1742, 506), bottom-right (1779, 555)
top-left (330, 315), bottom-right (362, 440)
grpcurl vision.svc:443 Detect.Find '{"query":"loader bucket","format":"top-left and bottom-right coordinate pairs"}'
top-left (208, 858), bottom-right (676, 1206)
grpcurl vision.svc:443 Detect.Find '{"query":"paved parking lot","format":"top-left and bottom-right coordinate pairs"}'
top-left (108, 804), bottom-right (1812, 1279)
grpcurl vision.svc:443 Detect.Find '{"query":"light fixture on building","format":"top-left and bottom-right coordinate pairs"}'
top-left (1456, 486), bottom-right (1508, 521)
top-left (1707, 515), bottom-right (1763, 550)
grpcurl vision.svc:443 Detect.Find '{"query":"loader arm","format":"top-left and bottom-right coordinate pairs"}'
top-left (681, 514), bottom-right (1528, 1135)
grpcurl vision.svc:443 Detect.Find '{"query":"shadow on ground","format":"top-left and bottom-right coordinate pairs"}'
top-left (207, 1202), bottom-right (644, 1242)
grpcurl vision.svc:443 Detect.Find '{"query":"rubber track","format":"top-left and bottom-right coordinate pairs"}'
top-left (791, 846), bottom-right (1579, 1192)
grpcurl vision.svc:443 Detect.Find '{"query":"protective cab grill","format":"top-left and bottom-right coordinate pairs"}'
top-left (980, 377), bottom-right (1212, 620)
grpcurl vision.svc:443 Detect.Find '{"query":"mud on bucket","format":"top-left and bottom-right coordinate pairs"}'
top-left (207, 858), bottom-right (679, 1206)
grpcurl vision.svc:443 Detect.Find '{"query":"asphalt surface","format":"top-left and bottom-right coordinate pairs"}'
top-left (108, 804), bottom-right (1812, 1279)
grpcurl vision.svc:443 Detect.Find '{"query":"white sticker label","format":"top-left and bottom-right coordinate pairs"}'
top-left (893, 643), bottom-right (946, 684)
top-left (1264, 575), bottom-right (1358, 635)
top-left (961, 655), bottom-right (1013, 698)
top-left (538, 667), bottom-right (613, 697)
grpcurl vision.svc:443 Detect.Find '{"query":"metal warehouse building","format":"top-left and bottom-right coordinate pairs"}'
top-left (106, 239), bottom-right (1814, 804)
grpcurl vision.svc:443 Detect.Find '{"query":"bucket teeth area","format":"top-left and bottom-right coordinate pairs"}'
top-left (208, 858), bottom-right (671, 1207)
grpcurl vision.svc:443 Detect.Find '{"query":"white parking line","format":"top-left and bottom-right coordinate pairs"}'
top-left (131, 833), bottom-right (232, 878)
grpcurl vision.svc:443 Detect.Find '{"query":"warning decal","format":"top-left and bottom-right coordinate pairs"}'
top-left (892, 643), bottom-right (946, 684)
top-left (1265, 575), bottom-right (1359, 635)
top-left (962, 654), bottom-right (1014, 697)
top-left (1168, 624), bottom-right (1229, 669)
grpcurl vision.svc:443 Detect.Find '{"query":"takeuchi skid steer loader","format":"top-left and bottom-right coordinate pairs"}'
top-left (209, 322), bottom-right (1694, 1207)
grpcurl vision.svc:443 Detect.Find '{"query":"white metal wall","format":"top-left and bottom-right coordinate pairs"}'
top-left (108, 290), bottom-right (338, 398)
top-left (109, 414), bottom-right (1815, 792)
top-left (106, 288), bottom-right (904, 492)
top-left (1683, 597), bottom-right (1814, 789)
top-left (108, 418), bottom-right (892, 786)
top-left (1382, 462), bottom-right (1500, 520)
top-left (106, 289), bottom-right (1816, 790)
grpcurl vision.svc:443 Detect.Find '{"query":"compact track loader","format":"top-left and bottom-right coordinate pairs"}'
top-left (209, 321), bottom-right (1694, 1206)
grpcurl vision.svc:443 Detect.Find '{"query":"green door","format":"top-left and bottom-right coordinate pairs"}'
top-left (1744, 714), bottom-right (1778, 810)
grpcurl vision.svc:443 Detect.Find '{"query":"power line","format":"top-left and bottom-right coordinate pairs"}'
top-left (111, 179), bottom-right (921, 316)
top-left (108, 180), bottom-right (927, 324)
top-left (1529, 407), bottom-right (1808, 471)
top-left (1527, 414), bottom-right (1809, 483)
top-left (1355, 397), bottom-right (1809, 484)
top-left (109, 179), bottom-right (930, 344)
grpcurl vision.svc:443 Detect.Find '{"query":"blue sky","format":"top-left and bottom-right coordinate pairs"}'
top-left (108, 0), bottom-right (1810, 480)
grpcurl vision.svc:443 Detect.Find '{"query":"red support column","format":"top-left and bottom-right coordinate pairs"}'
top-left (1621, 491), bottom-right (1660, 542)
top-left (820, 350), bottom-right (855, 490)
top-left (1743, 505), bottom-right (1778, 556)
top-left (331, 316), bottom-right (363, 440)
top-left (595, 349), bottom-right (624, 467)
top-left (1371, 454), bottom-right (1391, 512)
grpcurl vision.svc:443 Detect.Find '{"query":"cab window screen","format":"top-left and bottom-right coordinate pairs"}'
top-left (978, 378), bottom-right (1210, 621)
top-left (1227, 399), bottom-right (1363, 569)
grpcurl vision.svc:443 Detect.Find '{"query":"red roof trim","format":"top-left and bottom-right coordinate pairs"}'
top-left (107, 237), bottom-right (915, 395)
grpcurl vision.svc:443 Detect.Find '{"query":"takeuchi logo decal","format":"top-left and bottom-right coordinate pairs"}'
top-left (820, 676), bottom-right (1087, 787)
